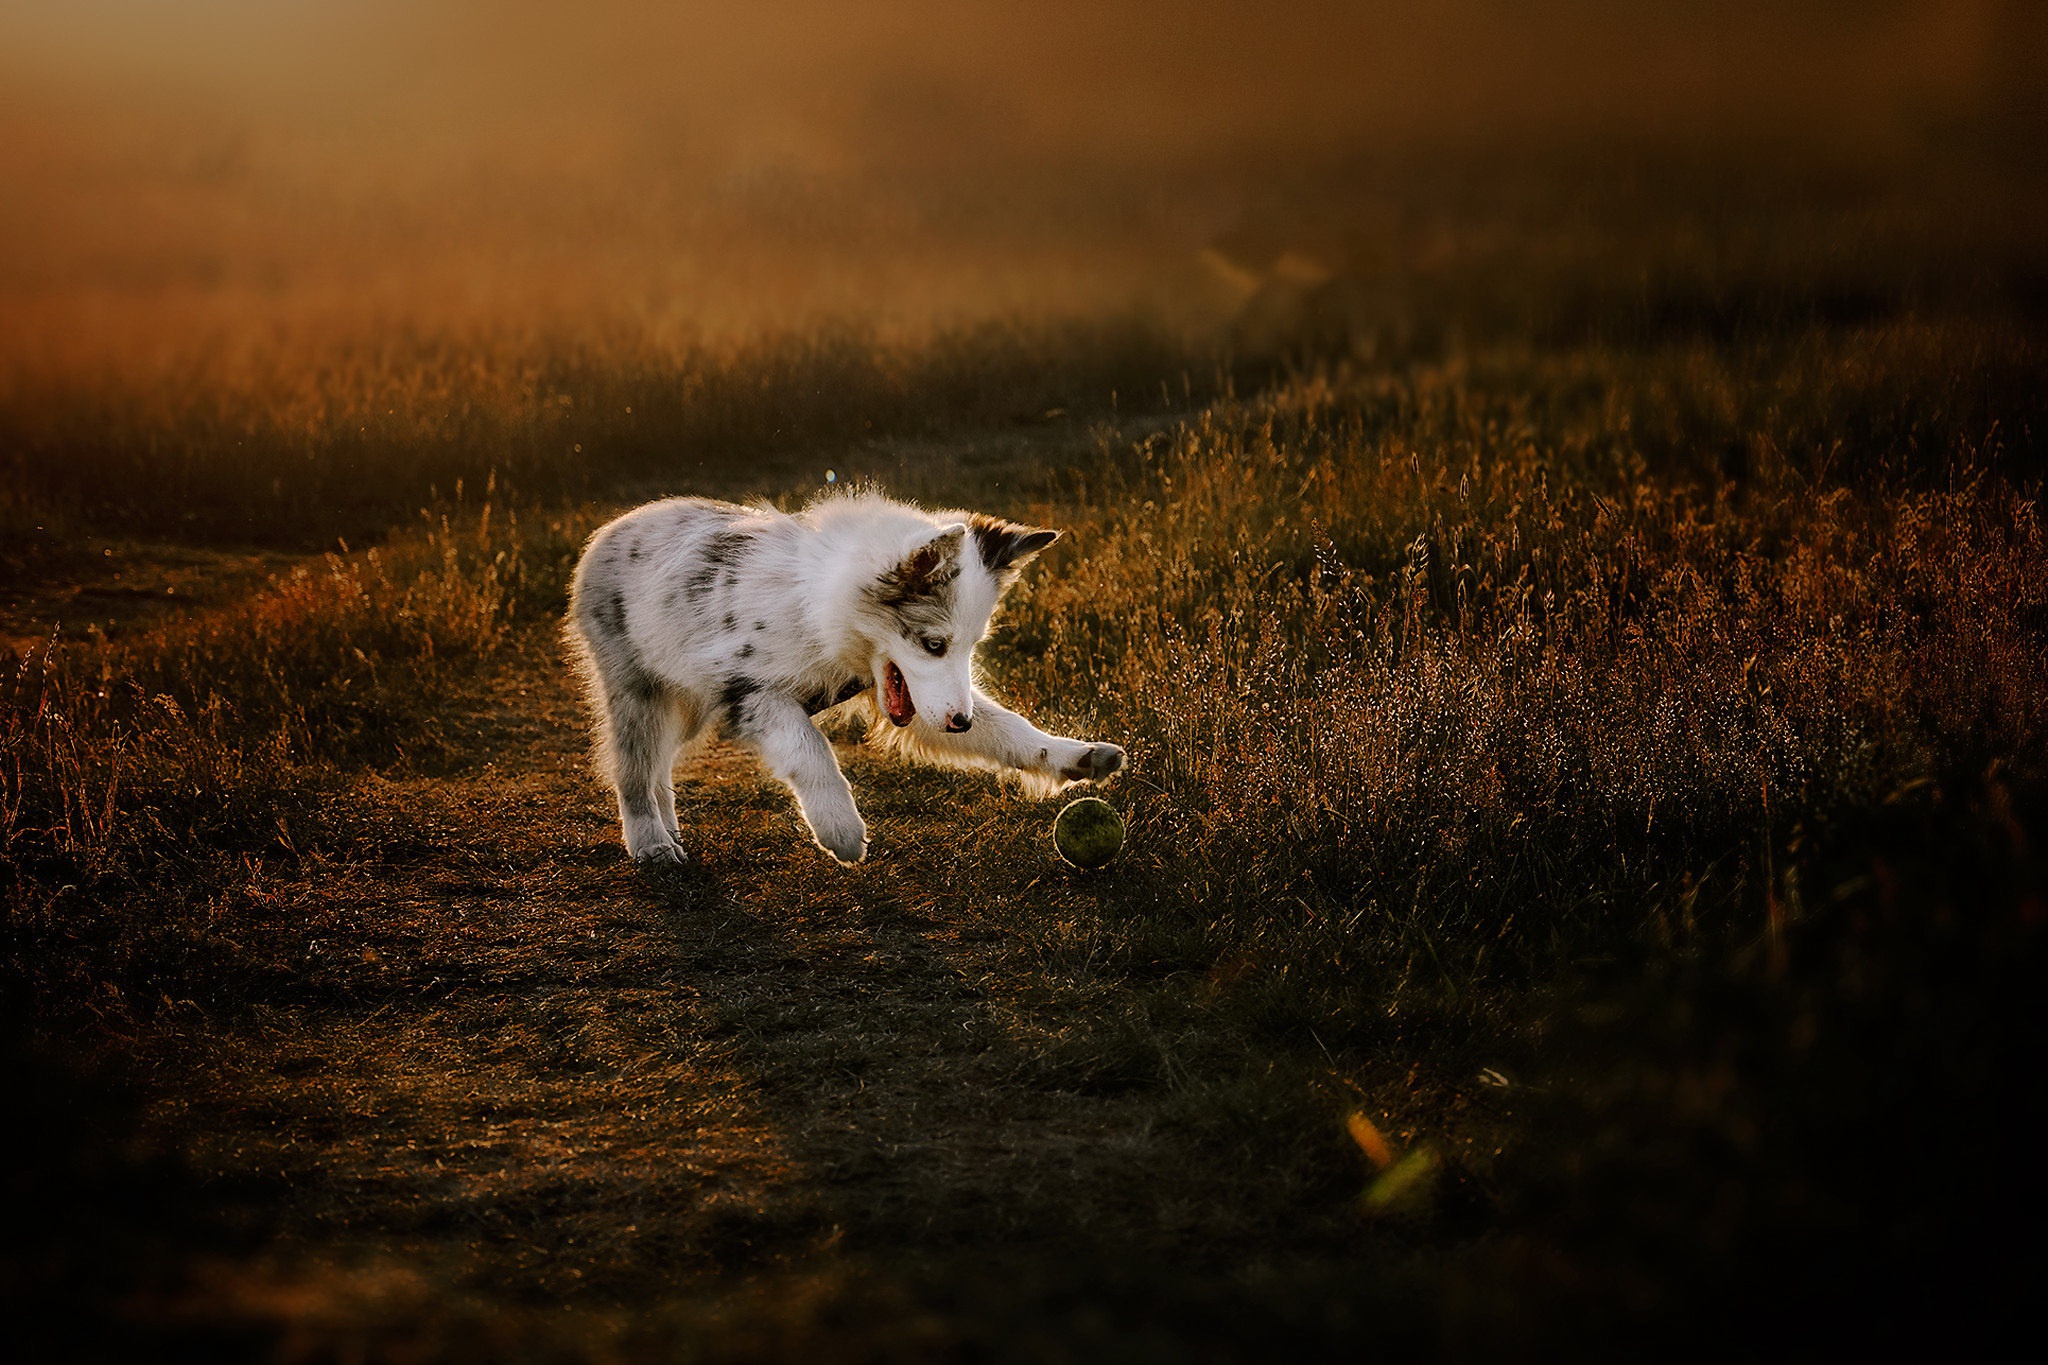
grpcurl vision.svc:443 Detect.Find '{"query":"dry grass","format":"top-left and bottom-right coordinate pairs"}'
top-left (994, 325), bottom-right (2048, 1036)
top-left (1, 491), bottom-right (596, 1027)
top-left (4, 150), bottom-right (2048, 1357)
top-left (0, 314), bottom-right (1199, 549)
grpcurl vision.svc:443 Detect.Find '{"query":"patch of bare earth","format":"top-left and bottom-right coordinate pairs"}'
top-left (0, 537), bottom-right (304, 654)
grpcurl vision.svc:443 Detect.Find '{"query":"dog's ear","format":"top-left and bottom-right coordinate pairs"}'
top-left (878, 523), bottom-right (968, 604)
top-left (968, 514), bottom-right (1060, 574)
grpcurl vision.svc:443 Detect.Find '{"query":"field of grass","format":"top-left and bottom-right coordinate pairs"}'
top-left (5, 145), bottom-right (2048, 1358)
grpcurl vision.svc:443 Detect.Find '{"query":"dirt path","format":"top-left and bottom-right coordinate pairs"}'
top-left (0, 537), bottom-right (305, 654)
top-left (127, 630), bottom-right (1364, 1343)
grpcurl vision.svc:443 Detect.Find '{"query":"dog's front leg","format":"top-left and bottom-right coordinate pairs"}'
top-left (936, 687), bottom-right (1126, 786)
top-left (733, 690), bottom-right (868, 865)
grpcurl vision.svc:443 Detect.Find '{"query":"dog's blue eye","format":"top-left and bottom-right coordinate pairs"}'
top-left (921, 637), bottom-right (947, 657)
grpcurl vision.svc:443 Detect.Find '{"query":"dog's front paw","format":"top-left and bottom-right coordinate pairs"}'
top-left (809, 812), bottom-right (869, 866)
top-left (627, 829), bottom-right (689, 866)
top-left (1060, 742), bottom-right (1126, 784)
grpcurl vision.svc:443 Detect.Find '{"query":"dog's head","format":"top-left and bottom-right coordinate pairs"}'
top-left (865, 514), bottom-right (1058, 732)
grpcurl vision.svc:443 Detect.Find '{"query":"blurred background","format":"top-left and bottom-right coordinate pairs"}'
top-left (4, 0), bottom-right (2042, 353)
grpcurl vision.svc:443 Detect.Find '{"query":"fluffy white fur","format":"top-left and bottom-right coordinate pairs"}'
top-left (565, 490), bottom-right (1125, 865)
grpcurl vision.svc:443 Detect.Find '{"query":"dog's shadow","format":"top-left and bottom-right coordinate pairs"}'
top-left (618, 770), bottom-right (1172, 1257)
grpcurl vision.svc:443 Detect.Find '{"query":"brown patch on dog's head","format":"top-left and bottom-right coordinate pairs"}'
top-left (968, 514), bottom-right (1060, 578)
top-left (872, 523), bottom-right (967, 632)
top-left (877, 524), bottom-right (966, 603)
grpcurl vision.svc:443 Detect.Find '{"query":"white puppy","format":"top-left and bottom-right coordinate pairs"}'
top-left (565, 491), bottom-right (1126, 864)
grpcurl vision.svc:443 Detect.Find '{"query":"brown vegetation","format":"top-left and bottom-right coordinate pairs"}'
top-left (4, 42), bottom-right (2047, 1348)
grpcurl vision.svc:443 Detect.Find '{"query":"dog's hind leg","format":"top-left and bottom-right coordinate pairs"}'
top-left (603, 668), bottom-right (693, 864)
top-left (727, 688), bottom-right (867, 865)
top-left (656, 692), bottom-right (706, 841)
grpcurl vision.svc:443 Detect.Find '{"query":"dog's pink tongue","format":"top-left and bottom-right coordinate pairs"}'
top-left (884, 662), bottom-right (915, 726)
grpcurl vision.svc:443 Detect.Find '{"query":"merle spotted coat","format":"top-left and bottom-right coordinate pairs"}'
top-left (566, 491), bottom-right (1125, 864)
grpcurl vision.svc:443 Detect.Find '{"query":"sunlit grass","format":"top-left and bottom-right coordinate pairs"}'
top-left (1, 489), bottom-right (595, 1014)
top-left (7, 318), bottom-right (2041, 1047)
top-left (0, 311), bottom-right (1201, 548)
top-left (968, 325), bottom-right (2047, 1035)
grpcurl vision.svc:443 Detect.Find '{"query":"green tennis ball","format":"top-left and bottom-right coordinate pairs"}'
top-left (1054, 797), bottom-right (1124, 869)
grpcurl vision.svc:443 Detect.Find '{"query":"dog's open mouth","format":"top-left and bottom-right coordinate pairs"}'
top-left (882, 661), bottom-right (915, 726)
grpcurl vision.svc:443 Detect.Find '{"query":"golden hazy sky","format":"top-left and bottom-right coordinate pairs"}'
top-left (1, 1), bottom-right (2021, 177)
top-left (1, 2), bottom-right (2036, 352)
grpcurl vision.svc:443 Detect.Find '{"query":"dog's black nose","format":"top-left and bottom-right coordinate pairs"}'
top-left (945, 713), bottom-right (972, 732)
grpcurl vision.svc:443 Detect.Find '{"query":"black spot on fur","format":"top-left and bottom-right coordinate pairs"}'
top-left (700, 530), bottom-right (744, 567)
top-left (719, 674), bottom-right (760, 724)
top-left (663, 589), bottom-right (679, 609)
top-left (803, 675), bottom-right (869, 716)
top-left (680, 530), bottom-right (749, 600)
top-left (627, 666), bottom-right (662, 704)
top-left (595, 590), bottom-right (627, 637)
top-left (723, 612), bottom-right (737, 630)
top-left (753, 620), bottom-right (766, 631)
top-left (969, 513), bottom-right (1060, 575)
top-left (738, 642), bottom-right (755, 659)
top-left (723, 572), bottom-right (737, 587)
top-left (629, 539), bottom-right (643, 562)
